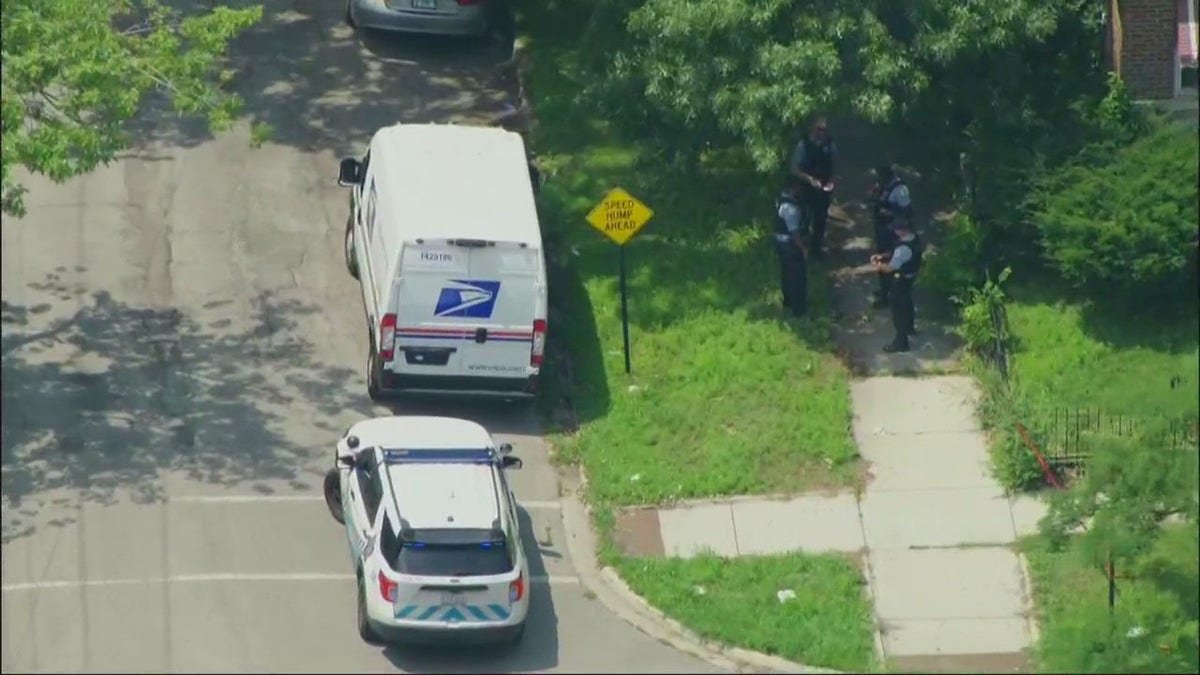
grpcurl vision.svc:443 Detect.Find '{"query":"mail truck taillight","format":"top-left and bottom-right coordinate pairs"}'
top-left (530, 319), bottom-right (546, 367)
top-left (509, 572), bottom-right (525, 602)
top-left (378, 570), bottom-right (398, 602)
top-left (379, 313), bottom-right (397, 361)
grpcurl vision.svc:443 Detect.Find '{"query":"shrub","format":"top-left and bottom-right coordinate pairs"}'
top-left (922, 213), bottom-right (991, 301)
top-left (1029, 121), bottom-right (1200, 301)
top-left (985, 399), bottom-right (1047, 491)
top-left (952, 266), bottom-right (1012, 360)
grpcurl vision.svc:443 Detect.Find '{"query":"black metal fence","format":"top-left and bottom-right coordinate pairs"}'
top-left (977, 269), bottom-right (1199, 484)
top-left (1033, 407), bottom-right (1199, 469)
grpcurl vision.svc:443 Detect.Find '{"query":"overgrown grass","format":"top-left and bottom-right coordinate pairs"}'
top-left (523, 7), bottom-right (857, 508)
top-left (1022, 526), bottom-right (1199, 673)
top-left (960, 274), bottom-right (1200, 491)
top-left (617, 553), bottom-right (878, 672)
top-left (1004, 295), bottom-right (1199, 422)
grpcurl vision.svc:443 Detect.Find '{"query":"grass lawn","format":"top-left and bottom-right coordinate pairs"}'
top-left (516, 5), bottom-right (874, 669)
top-left (977, 281), bottom-right (1199, 488)
top-left (616, 553), bottom-right (878, 672)
top-left (1022, 525), bottom-right (1199, 673)
top-left (522, 8), bottom-right (857, 509)
top-left (1005, 290), bottom-right (1199, 422)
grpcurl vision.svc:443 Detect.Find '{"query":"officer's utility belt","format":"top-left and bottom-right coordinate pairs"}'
top-left (892, 272), bottom-right (917, 280)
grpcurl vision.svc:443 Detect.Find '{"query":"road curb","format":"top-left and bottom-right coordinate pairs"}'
top-left (558, 465), bottom-right (845, 675)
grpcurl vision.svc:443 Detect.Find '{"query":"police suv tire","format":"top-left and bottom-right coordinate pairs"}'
top-left (508, 621), bottom-right (526, 646)
top-left (323, 468), bottom-right (344, 525)
top-left (356, 574), bottom-right (381, 644)
top-left (344, 216), bottom-right (359, 280)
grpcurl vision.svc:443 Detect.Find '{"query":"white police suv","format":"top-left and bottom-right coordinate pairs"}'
top-left (322, 415), bottom-right (529, 646)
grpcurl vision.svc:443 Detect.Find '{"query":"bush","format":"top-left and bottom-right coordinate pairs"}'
top-left (952, 266), bottom-right (1012, 359)
top-left (1029, 121), bottom-right (1200, 301)
top-left (922, 213), bottom-right (990, 301)
top-left (1035, 570), bottom-right (1199, 673)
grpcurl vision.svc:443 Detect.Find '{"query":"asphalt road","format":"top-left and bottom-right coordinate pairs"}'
top-left (0, 2), bottom-right (720, 672)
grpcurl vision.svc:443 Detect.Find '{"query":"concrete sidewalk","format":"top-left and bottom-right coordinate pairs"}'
top-left (614, 376), bottom-right (1049, 673)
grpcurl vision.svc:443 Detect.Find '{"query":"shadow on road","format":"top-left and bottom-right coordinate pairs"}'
top-left (380, 507), bottom-right (559, 672)
top-left (1, 273), bottom-right (363, 544)
top-left (128, 0), bottom-right (517, 156)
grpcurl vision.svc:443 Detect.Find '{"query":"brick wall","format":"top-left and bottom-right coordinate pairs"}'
top-left (1112, 0), bottom-right (1179, 100)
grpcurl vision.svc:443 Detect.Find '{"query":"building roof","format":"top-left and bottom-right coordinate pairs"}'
top-left (369, 123), bottom-right (542, 248)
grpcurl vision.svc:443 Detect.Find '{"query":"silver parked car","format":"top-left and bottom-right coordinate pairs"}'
top-left (346, 0), bottom-right (496, 37)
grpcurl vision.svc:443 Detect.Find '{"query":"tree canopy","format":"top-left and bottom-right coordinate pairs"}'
top-left (593, 0), bottom-right (1101, 172)
top-left (1, 0), bottom-right (262, 216)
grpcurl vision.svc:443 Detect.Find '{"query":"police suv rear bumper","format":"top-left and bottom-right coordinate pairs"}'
top-left (367, 618), bottom-right (525, 645)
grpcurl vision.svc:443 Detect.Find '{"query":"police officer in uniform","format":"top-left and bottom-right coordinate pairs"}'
top-left (774, 182), bottom-right (808, 317)
top-left (871, 220), bottom-right (921, 352)
top-left (789, 117), bottom-right (837, 258)
top-left (868, 163), bottom-right (913, 308)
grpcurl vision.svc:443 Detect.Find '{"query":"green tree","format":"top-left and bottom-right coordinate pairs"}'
top-left (599, 0), bottom-right (1101, 174)
top-left (1029, 120), bottom-right (1200, 301)
top-left (1037, 425), bottom-right (1199, 671)
top-left (1, 0), bottom-right (262, 217)
top-left (1041, 423), bottom-right (1198, 563)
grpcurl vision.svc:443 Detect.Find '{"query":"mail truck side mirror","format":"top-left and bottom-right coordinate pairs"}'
top-left (501, 455), bottom-right (523, 470)
top-left (338, 158), bottom-right (362, 187)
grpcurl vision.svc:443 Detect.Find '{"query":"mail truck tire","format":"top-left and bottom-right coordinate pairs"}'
top-left (344, 217), bottom-right (359, 280)
top-left (357, 574), bottom-right (381, 644)
top-left (323, 469), bottom-right (344, 525)
top-left (367, 350), bottom-right (391, 402)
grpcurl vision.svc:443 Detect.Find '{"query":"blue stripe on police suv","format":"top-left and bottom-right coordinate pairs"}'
top-left (434, 280), bottom-right (501, 318)
top-left (394, 604), bottom-right (511, 622)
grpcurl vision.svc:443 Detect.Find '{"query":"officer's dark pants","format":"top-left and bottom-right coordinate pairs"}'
top-left (775, 239), bottom-right (808, 315)
top-left (803, 186), bottom-right (832, 253)
top-left (872, 218), bottom-right (894, 302)
top-left (889, 275), bottom-right (916, 349)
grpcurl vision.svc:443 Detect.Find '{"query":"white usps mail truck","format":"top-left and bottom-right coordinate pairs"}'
top-left (337, 123), bottom-right (548, 401)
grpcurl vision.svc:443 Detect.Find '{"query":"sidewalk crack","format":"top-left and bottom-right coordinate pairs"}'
top-left (728, 505), bottom-right (741, 555)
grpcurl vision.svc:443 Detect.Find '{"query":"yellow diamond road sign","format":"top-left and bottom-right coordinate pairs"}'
top-left (586, 187), bottom-right (653, 246)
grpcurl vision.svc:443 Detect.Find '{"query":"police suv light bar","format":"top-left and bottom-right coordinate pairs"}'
top-left (382, 448), bottom-right (497, 464)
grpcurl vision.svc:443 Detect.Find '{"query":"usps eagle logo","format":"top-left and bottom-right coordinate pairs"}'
top-left (434, 280), bottom-right (501, 318)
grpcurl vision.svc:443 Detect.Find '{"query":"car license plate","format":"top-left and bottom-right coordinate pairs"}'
top-left (439, 593), bottom-right (466, 607)
top-left (412, 0), bottom-right (437, 9)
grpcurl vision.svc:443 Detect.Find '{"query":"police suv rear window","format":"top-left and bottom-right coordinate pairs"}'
top-left (394, 541), bottom-right (512, 577)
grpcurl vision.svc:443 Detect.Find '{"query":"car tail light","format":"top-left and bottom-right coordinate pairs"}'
top-left (379, 313), bottom-right (397, 361)
top-left (378, 570), bottom-right (398, 602)
top-left (509, 572), bottom-right (525, 602)
top-left (530, 319), bottom-right (546, 367)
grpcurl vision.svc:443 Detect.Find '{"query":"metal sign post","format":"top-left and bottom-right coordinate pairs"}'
top-left (585, 187), bottom-right (653, 375)
top-left (618, 246), bottom-right (631, 374)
